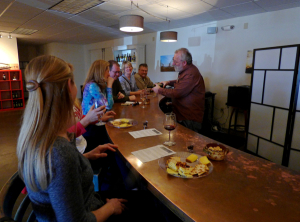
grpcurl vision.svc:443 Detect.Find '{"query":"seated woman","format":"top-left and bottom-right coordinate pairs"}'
top-left (119, 61), bottom-right (142, 96)
top-left (81, 60), bottom-right (116, 152)
top-left (17, 55), bottom-right (167, 222)
top-left (16, 55), bottom-right (126, 221)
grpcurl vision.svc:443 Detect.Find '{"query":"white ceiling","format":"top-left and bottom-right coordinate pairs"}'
top-left (1, 0), bottom-right (300, 45)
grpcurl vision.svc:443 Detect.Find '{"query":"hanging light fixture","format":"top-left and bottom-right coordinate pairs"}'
top-left (119, 15), bottom-right (144, 32)
top-left (160, 6), bottom-right (177, 42)
top-left (160, 31), bottom-right (177, 42)
top-left (8, 33), bottom-right (12, 39)
top-left (0, 33), bottom-right (2, 38)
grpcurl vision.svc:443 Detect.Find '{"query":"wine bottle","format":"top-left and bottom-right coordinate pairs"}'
top-left (128, 53), bottom-right (131, 62)
top-left (12, 92), bottom-right (15, 99)
top-left (116, 54), bottom-right (120, 62)
top-left (132, 52), bottom-right (136, 62)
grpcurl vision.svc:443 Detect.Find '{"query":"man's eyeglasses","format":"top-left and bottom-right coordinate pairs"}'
top-left (112, 71), bottom-right (121, 74)
top-left (172, 57), bottom-right (183, 64)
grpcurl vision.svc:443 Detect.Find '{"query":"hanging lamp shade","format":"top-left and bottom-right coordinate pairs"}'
top-left (160, 31), bottom-right (177, 42)
top-left (119, 15), bottom-right (144, 32)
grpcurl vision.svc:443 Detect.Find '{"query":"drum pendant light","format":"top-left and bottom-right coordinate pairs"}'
top-left (160, 6), bottom-right (177, 42)
top-left (160, 31), bottom-right (177, 42)
top-left (119, 15), bottom-right (144, 32)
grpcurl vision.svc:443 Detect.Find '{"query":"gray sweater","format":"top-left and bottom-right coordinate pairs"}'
top-left (25, 136), bottom-right (103, 222)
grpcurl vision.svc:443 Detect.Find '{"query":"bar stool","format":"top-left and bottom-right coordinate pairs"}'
top-left (228, 106), bottom-right (248, 134)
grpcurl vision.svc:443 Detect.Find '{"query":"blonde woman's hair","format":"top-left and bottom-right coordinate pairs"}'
top-left (17, 55), bottom-right (75, 191)
top-left (83, 60), bottom-right (109, 91)
top-left (121, 61), bottom-right (132, 74)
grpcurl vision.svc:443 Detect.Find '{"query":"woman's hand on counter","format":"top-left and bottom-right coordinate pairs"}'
top-left (129, 95), bottom-right (136, 101)
top-left (83, 143), bottom-right (118, 160)
top-left (101, 110), bottom-right (116, 122)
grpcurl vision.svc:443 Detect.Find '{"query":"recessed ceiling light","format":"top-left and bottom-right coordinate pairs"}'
top-left (49, 0), bottom-right (105, 15)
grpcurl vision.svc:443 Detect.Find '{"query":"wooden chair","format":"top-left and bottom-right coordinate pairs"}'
top-left (0, 172), bottom-right (36, 222)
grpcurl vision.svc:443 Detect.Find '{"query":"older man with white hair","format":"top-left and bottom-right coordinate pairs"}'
top-left (153, 48), bottom-right (205, 133)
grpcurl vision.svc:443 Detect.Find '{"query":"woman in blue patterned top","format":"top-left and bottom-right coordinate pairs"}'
top-left (119, 61), bottom-right (142, 96)
top-left (81, 60), bottom-right (117, 169)
top-left (82, 60), bottom-right (115, 117)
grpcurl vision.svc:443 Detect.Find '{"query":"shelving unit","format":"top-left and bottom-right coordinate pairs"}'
top-left (0, 70), bottom-right (25, 112)
top-left (113, 45), bottom-right (145, 73)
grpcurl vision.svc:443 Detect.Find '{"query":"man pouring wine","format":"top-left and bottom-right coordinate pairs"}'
top-left (153, 48), bottom-right (205, 133)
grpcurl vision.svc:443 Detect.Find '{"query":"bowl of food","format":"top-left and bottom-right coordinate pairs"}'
top-left (203, 143), bottom-right (229, 161)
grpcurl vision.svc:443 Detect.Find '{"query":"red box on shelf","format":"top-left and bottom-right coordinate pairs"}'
top-left (1, 91), bottom-right (11, 100)
top-left (0, 82), bottom-right (10, 90)
top-left (2, 100), bottom-right (12, 109)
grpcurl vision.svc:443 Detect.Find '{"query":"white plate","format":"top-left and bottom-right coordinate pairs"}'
top-left (158, 152), bottom-right (213, 179)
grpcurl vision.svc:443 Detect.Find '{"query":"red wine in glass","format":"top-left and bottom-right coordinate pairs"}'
top-left (163, 113), bottom-right (176, 146)
top-left (164, 125), bottom-right (176, 131)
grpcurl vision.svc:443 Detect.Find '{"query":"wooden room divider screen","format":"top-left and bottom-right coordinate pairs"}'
top-left (247, 44), bottom-right (300, 171)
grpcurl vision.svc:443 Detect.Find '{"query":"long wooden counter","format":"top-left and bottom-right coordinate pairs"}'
top-left (106, 94), bottom-right (300, 222)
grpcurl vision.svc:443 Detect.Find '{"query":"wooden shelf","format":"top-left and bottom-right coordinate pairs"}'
top-left (0, 70), bottom-right (25, 111)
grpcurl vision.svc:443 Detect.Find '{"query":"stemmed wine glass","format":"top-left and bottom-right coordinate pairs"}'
top-left (163, 113), bottom-right (177, 146)
top-left (94, 99), bottom-right (104, 126)
top-left (140, 90), bottom-right (146, 108)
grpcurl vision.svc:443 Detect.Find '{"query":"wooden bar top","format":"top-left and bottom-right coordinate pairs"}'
top-left (106, 94), bottom-right (300, 222)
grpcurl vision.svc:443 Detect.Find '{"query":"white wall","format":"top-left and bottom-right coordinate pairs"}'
top-left (0, 35), bottom-right (19, 66)
top-left (40, 43), bottom-right (85, 98)
top-left (81, 6), bottom-right (300, 128)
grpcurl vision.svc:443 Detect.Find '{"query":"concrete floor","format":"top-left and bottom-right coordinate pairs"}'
top-left (0, 109), bottom-right (23, 189)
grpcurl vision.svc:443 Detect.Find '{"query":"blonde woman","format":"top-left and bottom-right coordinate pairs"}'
top-left (17, 55), bottom-right (127, 221)
top-left (81, 60), bottom-right (116, 154)
top-left (82, 60), bottom-right (115, 117)
top-left (119, 61), bottom-right (142, 96)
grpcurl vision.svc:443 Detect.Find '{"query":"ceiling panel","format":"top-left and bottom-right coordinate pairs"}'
top-left (172, 1), bottom-right (217, 15)
top-left (202, 0), bottom-right (253, 8)
top-left (16, 0), bottom-right (62, 10)
top-left (255, 0), bottom-right (300, 8)
top-left (0, 0), bottom-right (298, 45)
top-left (221, 2), bottom-right (263, 14)
top-left (230, 8), bottom-right (266, 17)
top-left (265, 1), bottom-right (300, 11)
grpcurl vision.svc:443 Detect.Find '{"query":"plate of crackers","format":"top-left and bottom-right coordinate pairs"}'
top-left (107, 118), bottom-right (138, 128)
top-left (158, 152), bottom-right (213, 179)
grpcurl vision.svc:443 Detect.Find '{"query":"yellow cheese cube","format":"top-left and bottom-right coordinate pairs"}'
top-left (186, 154), bottom-right (198, 163)
top-left (167, 168), bottom-right (178, 176)
top-left (199, 156), bottom-right (210, 165)
top-left (121, 118), bottom-right (129, 123)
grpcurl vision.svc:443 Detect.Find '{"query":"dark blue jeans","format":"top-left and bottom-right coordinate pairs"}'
top-left (178, 120), bottom-right (202, 133)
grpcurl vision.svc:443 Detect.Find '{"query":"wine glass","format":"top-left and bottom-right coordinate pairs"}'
top-left (140, 91), bottom-right (146, 108)
top-left (94, 99), bottom-right (104, 126)
top-left (163, 113), bottom-right (177, 146)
